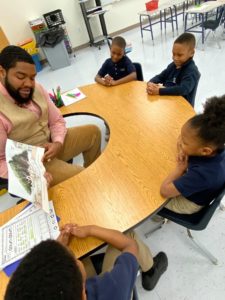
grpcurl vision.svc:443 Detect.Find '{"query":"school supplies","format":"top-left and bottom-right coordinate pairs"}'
top-left (6, 139), bottom-right (49, 213)
top-left (49, 86), bottom-right (64, 107)
top-left (0, 201), bottom-right (59, 271)
top-left (61, 88), bottom-right (86, 106)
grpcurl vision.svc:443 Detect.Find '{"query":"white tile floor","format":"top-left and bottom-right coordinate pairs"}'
top-left (1, 14), bottom-right (225, 299)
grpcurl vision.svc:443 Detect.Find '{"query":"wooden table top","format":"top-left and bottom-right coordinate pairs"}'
top-left (0, 81), bottom-right (195, 297)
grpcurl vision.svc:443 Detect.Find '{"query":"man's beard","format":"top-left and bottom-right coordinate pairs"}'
top-left (5, 76), bottom-right (34, 104)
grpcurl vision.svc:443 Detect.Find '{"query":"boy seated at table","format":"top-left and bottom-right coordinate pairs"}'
top-left (160, 95), bottom-right (225, 214)
top-left (5, 224), bottom-right (168, 300)
top-left (95, 36), bottom-right (137, 87)
top-left (147, 33), bottom-right (200, 106)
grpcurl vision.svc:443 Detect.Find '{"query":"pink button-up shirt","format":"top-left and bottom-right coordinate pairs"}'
top-left (0, 82), bottom-right (67, 178)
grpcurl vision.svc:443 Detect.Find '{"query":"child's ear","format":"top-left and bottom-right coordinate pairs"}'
top-left (201, 146), bottom-right (214, 156)
top-left (190, 48), bottom-right (195, 57)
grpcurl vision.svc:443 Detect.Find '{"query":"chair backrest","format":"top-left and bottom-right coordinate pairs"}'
top-left (203, 6), bottom-right (225, 30)
top-left (158, 185), bottom-right (225, 231)
top-left (189, 69), bottom-right (201, 107)
top-left (133, 62), bottom-right (144, 81)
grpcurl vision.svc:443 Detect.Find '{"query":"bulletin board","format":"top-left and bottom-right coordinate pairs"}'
top-left (0, 27), bottom-right (9, 51)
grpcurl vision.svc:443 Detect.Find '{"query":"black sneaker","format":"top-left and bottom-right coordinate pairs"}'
top-left (141, 252), bottom-right (168, 291)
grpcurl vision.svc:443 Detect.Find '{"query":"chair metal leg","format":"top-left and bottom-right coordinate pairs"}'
top-left (145, 219), bottom-right (167, 238)
top-left (219, 203), bottom-right (225, 211)
top-left (187, 229), bottom-right (218, 265)
top-left (212, 31), bottom-right (221, 49)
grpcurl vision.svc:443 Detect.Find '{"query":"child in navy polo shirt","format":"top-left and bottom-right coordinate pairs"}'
top-left (160, 95), bottom-right (225, 214)
top-left (5, 224), bottom-right (168, 300)
top-left (95, 36), bottom-right (137, 86)
top-left (147, 33), bottom-right (200, 106)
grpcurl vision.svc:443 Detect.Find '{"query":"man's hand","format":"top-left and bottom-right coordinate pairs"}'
top-left (44, 171), bottom-right (53, 187)
top-left (42, 142), bottom-right (62, 162)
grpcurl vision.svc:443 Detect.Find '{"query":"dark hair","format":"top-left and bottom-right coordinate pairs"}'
top-left (174, 33), bottom-right (196, 48)
top-left (0, 45), bottom-right (34, 71)
top-left (189, 95), bottom-right (225, 150)
top-left (111, 36), bottom-right (126, 50)
top-left (5, 240), bottom-right (83, 300)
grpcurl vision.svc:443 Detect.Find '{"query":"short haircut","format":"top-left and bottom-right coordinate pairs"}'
top-left (189, 95), bottom-right (225, 150)
top-left (174, 33), bottom-right (196, 48)
top-left (5, 240), bottom-right (83, 300)
top-left (111, 36), bottom-right (126, 50)
top-left (0, 45), bottom-right (34, 71)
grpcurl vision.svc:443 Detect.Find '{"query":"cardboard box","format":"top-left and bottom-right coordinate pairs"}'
top-left (0, 27), bottom-right (9, 51)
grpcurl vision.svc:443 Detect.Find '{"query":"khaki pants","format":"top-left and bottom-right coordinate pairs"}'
top-left (165, 195), bottom-right (203, 214)
top-left (82, 230), bottom-right (154, 278)
top-left (44, 125), bottom-right (101, 186)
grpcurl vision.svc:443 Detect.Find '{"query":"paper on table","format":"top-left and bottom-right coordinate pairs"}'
top-left (5, 139), bottom-right (49, 213)
top-left (3, 202), bottom-right (60, 277)
top-left (0, 201), bottom-right (59, 271)
top-left (61, 88), bottom-right (86, 106)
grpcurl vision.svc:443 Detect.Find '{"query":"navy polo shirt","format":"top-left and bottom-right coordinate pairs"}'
top-left (174, 150), bottom-right (225, 206)
top-left (149, 59), bottom-right (200, 105)
top-left (86, 252), bottom-right (139, 300)
top-left (97, 56), bottom-right (136, 81)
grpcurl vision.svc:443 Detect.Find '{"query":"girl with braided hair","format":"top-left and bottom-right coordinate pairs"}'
top-left (160, 95), bottom-right (225, 214)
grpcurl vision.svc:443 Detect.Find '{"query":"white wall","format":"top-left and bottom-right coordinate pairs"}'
top-left (0, 0), bottom-right (167, 48)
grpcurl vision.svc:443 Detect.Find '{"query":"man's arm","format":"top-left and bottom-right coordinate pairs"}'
top-left (38, 85), bottom-right (67, 161)
top-left (0, 119), bottom-right (8, 178)
top-left (64, 224), bottom-right (138, 259)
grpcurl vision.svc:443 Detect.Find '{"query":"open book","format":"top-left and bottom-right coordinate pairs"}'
top-left (6, 139), bottom-right (49, 213)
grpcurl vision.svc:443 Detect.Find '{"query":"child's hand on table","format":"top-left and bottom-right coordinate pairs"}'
top-left (147, 82), bottom-right (160, 95)
top-left (61, 224), bottom-right (91, 238)
top-left (104, 74), bottom-right (114, 86)
top-left (57, 227), bottom-right (71, 246)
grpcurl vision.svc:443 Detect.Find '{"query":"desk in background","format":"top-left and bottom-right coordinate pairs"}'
top-left (0, 81), bottom-right (195, 297)
top-left (184, 0), bottom-right (225, 46)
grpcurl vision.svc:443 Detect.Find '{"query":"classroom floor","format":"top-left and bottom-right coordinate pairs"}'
top-left (2, 15), bottom-right (225, 300)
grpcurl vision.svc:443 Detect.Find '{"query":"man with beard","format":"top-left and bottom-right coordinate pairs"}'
top-left (0, 46), bottom-right (101, 186)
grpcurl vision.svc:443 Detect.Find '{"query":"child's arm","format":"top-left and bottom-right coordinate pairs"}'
top-left (95, 74), bottom-right (107, 86)
top-left (158, 72), bottom-right (198, 97)
top-left (149, 68), bottom-right (169, 84)
top-left (160, 153), bottom-right (188, 198)
top-left (111, 71), bottom-right (137, 86)
top-left (62, 224), bottom-right (138, 259)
